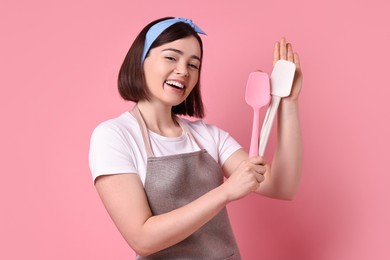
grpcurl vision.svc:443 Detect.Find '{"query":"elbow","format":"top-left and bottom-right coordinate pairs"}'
top-left (128, 240), bottom-right (155, 257)
top-left (277, 186), bottom-right (300, 201)
top-left (133, 248), bottom-right (152, 258)
top-left (130, 243), bottom-right (146, 257)
top-left (268, 186), bottom-right (299, 201)
top-left (130, 244), bottom-right (153, 257)
top-left (261, 190), bottom-right (297, 201)
top-left (278, 192), bottom-right (297, 201)
top-left (126, 236), bottom-right (160, 257)
top-left (120, 220), bottom-right (166, 256)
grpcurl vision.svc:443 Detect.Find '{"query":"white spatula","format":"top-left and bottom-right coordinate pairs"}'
top-left (259, 60), bottom-right (296, 156)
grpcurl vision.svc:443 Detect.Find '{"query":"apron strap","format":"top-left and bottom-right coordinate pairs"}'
top-left (176, 118), bottom-right (204, 150)
top-left (130, 105), bottom-right (155, 158)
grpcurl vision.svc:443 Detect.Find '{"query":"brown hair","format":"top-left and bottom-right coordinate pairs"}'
top-left (118, 17), bottom-right (205, 118)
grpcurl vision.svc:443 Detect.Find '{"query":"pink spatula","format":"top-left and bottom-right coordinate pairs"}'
top-left (245, 71), bottom-right (270, 157)
top-left (259, 60), bottom-right (296, 156)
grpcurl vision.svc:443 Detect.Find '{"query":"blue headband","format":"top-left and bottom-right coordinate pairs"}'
top-left (141, 17), bottom-right (206, 62)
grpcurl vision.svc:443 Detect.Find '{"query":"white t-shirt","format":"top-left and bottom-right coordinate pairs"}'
top-left (89, 112), bottom-right (242, 185)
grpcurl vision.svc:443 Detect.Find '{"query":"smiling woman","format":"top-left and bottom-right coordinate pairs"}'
top-left (118, 17), bottom-right (205, 118)
top-left (89, 16), bottom-right (303, 259)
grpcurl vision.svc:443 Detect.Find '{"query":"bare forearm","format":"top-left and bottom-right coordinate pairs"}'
top-left (97, 167), bottom-right (258, 257)
top-left (132, 185), bottom-right (228, 256)
top-left (270, 100), bottom-right (302, 199)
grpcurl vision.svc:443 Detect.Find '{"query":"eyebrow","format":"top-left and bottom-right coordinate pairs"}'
top-left (162, 48), bottom-right (201, 61)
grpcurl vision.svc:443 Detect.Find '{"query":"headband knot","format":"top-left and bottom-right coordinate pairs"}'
top-left (142, 17), bottom-right (206, 62)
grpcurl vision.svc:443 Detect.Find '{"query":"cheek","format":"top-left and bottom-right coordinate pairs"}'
top-left (190, 72), bottom-right (199, 87)
top-left (143, 73), bottom-right (154, 90)
top-left (144, 66), bottom-right (164, 88)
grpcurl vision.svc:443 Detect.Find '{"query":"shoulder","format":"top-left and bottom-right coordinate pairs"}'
top-left (90, 112), bottom-right (144, 156)
top-left (91, 112), bottom-right (137, 140)
top-left (89, 112), bottom-right (143, 183)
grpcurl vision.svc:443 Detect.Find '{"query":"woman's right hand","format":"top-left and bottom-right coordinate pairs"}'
top-left (221, 156), bottom-right (267, 202)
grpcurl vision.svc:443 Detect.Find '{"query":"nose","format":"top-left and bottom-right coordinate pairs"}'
top-left (174, 62), bottom-right (188, 77)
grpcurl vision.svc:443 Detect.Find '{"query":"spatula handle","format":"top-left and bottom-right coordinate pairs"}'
top-left (249, 108), bottom-right (260, 157)
top-left (259, 96), bottom-right (281, 156)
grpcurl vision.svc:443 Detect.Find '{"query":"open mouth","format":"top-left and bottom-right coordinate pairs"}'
top-left (165, 80), bottom-right (185, 90)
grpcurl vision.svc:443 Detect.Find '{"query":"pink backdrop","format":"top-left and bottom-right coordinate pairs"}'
top-left (1, 0), bottom-right (389, 259)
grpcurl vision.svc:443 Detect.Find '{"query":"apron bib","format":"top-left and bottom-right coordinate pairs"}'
top-left (131, 106), bottom-right (241, 260)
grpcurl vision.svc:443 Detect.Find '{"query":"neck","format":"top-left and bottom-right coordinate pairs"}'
top-left (136, 101), bottom-right (181, 137)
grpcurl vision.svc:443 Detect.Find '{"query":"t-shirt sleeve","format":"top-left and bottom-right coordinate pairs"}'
top-left (206, 123), bottom-right (242, 166)
top-left (88, 123), bottom-right (137, 183)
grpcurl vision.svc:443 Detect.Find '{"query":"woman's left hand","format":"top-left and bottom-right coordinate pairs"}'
top-left (273, 37), bottom-right (303, 102)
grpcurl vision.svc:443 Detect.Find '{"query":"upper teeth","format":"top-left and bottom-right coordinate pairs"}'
top-left (166, 80), bottom-right (184, 89)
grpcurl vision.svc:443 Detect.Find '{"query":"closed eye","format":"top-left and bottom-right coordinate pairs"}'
top-left (188, 63), bottom-right (199, 70)
top-left (165, 56), bottom-right (176, 61)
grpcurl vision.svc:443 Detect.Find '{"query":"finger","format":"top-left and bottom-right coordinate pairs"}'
top-left (255, 173), bottom-right (265, 183)
top-left (248, 156), bottom-right (267, 165)
top-left (293, 52), bottom-right (301, 70)
top-left (258, 165), bottom-right (267, 175)
top-left (280, 37), bottom-right (287, 60)
top-left (252, 163), bottom-right (267, 174)
top-left (253, 166), bottom-right (266, 176)
top-left (273, 41), bottom-right (280, 66)
top-left (287, 43), bottom-right (294, 62)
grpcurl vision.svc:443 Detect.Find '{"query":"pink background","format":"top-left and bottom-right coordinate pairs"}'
top-left (1, 0), bottom-right (389, 259)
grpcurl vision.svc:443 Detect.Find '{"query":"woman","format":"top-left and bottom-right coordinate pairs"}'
top-left (89, 17), bottom-right (302, 259)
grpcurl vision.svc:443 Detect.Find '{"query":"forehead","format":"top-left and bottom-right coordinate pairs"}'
top-left (153, 36), bottom-right (201, 58)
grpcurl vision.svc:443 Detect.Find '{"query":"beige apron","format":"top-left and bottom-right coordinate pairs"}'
top-left (131, 106), bottom-right (241, 260)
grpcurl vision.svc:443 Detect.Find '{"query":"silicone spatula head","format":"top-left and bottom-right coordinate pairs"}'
top-left (270, 60), bottom-right (296, 97)
top-left (245, 71), bottom-right (270, 108)
top-left (245, 71), bottom-right (270, 156)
